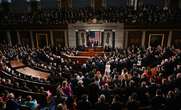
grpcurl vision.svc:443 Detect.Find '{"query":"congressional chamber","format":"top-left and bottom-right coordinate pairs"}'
top-left (0, 0), bottom-right (181, 110)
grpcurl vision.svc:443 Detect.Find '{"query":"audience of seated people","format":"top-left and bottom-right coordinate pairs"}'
top-left (0, 43), bottom-right (181, 110)
top-left (1, 6), bottom-right (181, 25)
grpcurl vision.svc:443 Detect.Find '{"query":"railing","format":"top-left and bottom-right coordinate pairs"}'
top-left (0, 84), bottom-right (43, 95)
top-left (62, 52), bottom-right (111, 64)
top-left (1, 70), bottom-right (51, 86)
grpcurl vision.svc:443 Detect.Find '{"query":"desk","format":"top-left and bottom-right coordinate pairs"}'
top-left (10, 59), bottom-right (25, 69)
top-left (63, 53), bottom-right (90, 64)
top-left (63, 52), bottom-right (110, 64)
top-left (85, 46), bottom-right (104, 52)
top-left (16, 67), bottom-right (49, 80)
top-left (79, 47), bottom-right (104, 57)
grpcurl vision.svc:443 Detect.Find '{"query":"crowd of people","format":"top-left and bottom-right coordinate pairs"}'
top-left (0, 43), bottom-right (181, 110)
top-left (1, 6), bottom-right (181, 25)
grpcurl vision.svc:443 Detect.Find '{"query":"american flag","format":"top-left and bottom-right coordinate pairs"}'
top-left (89, 31), bottom-right (100, 42)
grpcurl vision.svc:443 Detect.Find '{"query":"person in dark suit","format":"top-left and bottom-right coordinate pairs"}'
top-left (151, 89), bottom-right (166, 110)
top-left (74, 80), bottom-right (87, 99)
top-left (88, 79), bottom-right (100, 104)
top-left (5, 93), bottom-right (20, 110)
top-left (127, 93), bottom-right (140, 110)
top-left (77, 95), bottom-right (92, 110)
top-left (111, 95), bottom-right (123, 110)
top-left (95, 94), bottom-right (109, 110)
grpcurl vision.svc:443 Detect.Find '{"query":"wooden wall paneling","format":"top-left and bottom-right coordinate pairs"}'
top-left (0, 31), bottom-right (8, 44)
top-left (10, 31), bottom-right (18, 46)
top-left (145, 31), bottom-right (169, 47)
top-left (61, 0), bottom-right (69, 8)
top-left (127, 31), bottom-right (142, 47)
top-left (94, 0), bottom-right (103, 8)
top-left (33, 31), bottom-right (50, 48)
top-left (53, 31), bottom-right (65, 47)
top-left (19, 31), bottom-right (31, 47)
top-left (172, 31), bottom-right (181, 48)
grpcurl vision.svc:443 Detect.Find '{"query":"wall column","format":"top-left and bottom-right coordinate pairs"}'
top-left (78, 32), bottom-right (82, 46)
top-left (64, 30), bottom-right (68, 47)
top-left (91, 0), bottom-right (95, 8)
top-left (17, 31), bottom-right (21, 45)
top-left (167, 30), bottom-right (172, 47)
top-left (103, 31), bottom-right (107, 47)
top-left (30, 31), bottom-right (34, 48)
top-left (50, 30), bottom-right (54, 47)
top-left (124, 31), bottom-right (128, 48)
top-left (112, 31), bottom-right (115, 48)
top-left (86, 31), bottom-right (89, 47)
top-left (75, 31), bottom-right (79, 48)
top-left (142, 31), bottom-right (146, 48)
top-left (57, 0), bottom-right (61, 8)
top-left (130, 0), bottom-right (134, 6)
top-left (7, 31), bottom-right (12, 46)
top-left (69, 0), bottom-right (72, 8)
top-left (101, 31), bottom-right (104, 46)
top-left (134, 0), bottom-right (138, 10)
top-left (102, 0), bottom-right (106, 7)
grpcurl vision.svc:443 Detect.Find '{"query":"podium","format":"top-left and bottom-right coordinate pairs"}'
top-left (63, 47), bottom-right (109, 64)
top-left (79, 47), bottom-right (104, 57)
top-left (85, 46), bottom-right (103, 52)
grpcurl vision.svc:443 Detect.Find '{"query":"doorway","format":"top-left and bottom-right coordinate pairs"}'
top-left (94, 0), bottom-right (103, 8)
top-left (36, 33), bottom-right (48, 48)
top-left (148, 34), bottom-right (165, 47)
top-left (61, 0), bottom-right (69, 8)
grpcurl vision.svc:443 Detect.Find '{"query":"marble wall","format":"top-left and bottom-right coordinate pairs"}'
top-left (68, 23), bottom-right (124, 48)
